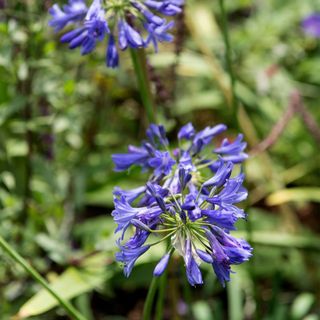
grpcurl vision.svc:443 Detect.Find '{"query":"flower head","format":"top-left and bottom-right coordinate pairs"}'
top-left (49, 0), bottom-right (184, 67)
top-left (112, 123), bottom-right (252, 286)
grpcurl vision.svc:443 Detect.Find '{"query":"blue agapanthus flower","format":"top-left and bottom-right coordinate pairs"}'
top-left (301, 13), bottom-right (320, 38)
top-left (49, 0), bottom-right (184, 67)
top-left (112, 123), bottom-right (252, 286)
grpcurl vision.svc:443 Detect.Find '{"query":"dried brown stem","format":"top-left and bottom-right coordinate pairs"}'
top-left (298, 101), bottom-right (320, 145)
top-left (250, 90), bottom-right (320, 155)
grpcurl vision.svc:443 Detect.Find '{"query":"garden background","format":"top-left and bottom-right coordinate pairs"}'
top-left (1, 0), bottom-right (320, 319)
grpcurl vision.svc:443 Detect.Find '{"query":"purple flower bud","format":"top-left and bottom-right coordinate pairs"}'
top-left (60, 27), bottom-right (86, 43)
top-left (146, 182), bottom-right (168, 212)
top-left (196, 249), bottom-right (213, 263)
top-left (153, 253), bottom-right (170, 276)
top-left (178, 167), bottom-right (192, 191)
top-left (131, 219), bottom-right (151, 232)
top-left (184, 239), bottom-right (203, 286)
top-left (106, 35), bottom-right (119, 68)
top-left (203, 160), bottom-right (233, 188)
top-left (178, 123), bottom-right (195, 140)
top-left (118, 20), bottom-right (128, 50)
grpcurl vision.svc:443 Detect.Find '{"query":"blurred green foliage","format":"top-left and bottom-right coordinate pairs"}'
top-left (0, 0), bottom-right (320, 319)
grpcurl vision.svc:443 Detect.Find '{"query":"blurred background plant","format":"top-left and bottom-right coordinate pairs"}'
top-left (0, 0), bottom-right (320, 319)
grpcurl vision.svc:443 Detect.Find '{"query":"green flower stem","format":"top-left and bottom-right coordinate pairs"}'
top-left (155, 268), bottom-right (168, 320)
top-left (130, 49), bottom-right (156, 124)
top-left (0, 235), bottom-right (86, 320)
top-left (218, 0), bottom-right (238, 119)
top-left (142, 276), bottom-right (160, 320)
top-left (182, 267), bottom-right (194, 319)
top-left (227, 275), bottom-right (243, 320)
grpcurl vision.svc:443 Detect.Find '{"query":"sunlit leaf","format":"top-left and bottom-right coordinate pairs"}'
top-left (266, 188), bottom-right (320, 205)
top-left (291, 292), bottom-right (315, 319)
top-left (17, 254), bottom-right (109, 318)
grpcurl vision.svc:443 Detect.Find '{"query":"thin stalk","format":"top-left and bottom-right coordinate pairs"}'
top-left (142, 276), bottom-right (160, 320)
top-left (155, 268), bottom-right (168, 320)
top-left (155, 244), bottom-right (172, 320)
top-left (227, 275), bottom-right (243, 320)
top-left (23, 94), bottom-right (32, 224)
top-left (218, 0), bottom-right (238, 119)
top-left (0, 235), bottom-right (86, 320)
top-left (168, 258), bottom-right (180, 320)
top-left (182, 265), bottom-right (194, 320)
top-left (130, 49), bottom-right (156, 124)
top-left (150, 230), bottom-right (176, 247)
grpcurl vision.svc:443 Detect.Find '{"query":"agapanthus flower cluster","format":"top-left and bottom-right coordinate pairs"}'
top-left (112, 123), bottom-right (252, 286)
top-left (301, 13), bottom-right (320, 38)
top-left (49, 0), bottom-right (183, 68)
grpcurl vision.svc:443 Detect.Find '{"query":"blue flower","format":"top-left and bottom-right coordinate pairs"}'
top-left (203, 160), bottom-right (233, 188)
top-left (116, 245), bottom-right (150, 277)
top-left (214, 134), bottom-right (248, 163)
top-left (207, 174), bottom-right (248, 208)
top-left (59, 0), bottom-right (109, 55)
top-left (191, 124), bottom-right (227, 155)
top-left (113, 186), bottom-right (146, 203)
top-left (201, 209), bottom-right (236, 230)
top-left (144, 21), bottom-right (174, 51)
top-left (148, 151), bottom-right (176, 177)
top-left (145, 0), bottom-right (183, 16)
top-left (112, 145), bottom-right (149, 172)
top-left (204, 227), bottom-right (252, 285)
top-left (112, 196), bottom-right (141, 233)
top-left (113, 123), bottom-right (252, 285)
top-left (118, 19), bottom-right (144, 48)
top-left (49, 0), bottom-right (87, 32)
top-left (302, 13), bottom-right (320, 38)
top-left (49, 0), bottom-right (184, 67)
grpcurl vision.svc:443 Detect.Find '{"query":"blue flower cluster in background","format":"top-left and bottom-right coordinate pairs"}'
top-left (49, 0), bottom-right (183, 68)
top-left (302, 13), bottom-right (320, 38)
top-left (112, 123), bottom-right (252, 286)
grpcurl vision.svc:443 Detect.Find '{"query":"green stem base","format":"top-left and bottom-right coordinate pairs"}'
top-left (130, 49), bottom-right (156, 124)
top-left (0, 235), bottom-right (86, 320)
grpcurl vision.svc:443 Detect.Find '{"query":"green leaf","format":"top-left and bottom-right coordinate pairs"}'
top-left (6, 139), bottom-right (28, 157)
top-left (17, 254), bottom-right (109, 318)
top-left (174, 91), bottom-right (222, 115)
